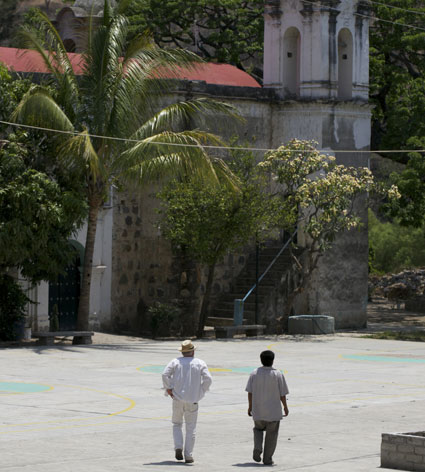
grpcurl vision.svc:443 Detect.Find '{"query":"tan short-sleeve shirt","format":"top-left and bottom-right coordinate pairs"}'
top-left (245, 366), bottom-right (289, 421)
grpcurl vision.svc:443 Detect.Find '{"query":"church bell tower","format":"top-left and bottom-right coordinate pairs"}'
top-left (263, 0), bottom-right (370, 101)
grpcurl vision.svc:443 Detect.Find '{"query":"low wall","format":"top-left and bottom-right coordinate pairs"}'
top-left (381, 432), bottom-right (425, 471)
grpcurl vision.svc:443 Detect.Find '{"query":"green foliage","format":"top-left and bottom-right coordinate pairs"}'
top-left (148, 301), bottom-right (182, 338)
top-left (158, 149), bottom-right (277, 266)
top-left (0, 65), bottom-right (86, 283)
top-left (370, 1), bottom-right (425, 156)
top-left (0, 275), bottom-right (29, 341)
top-left (122, 0), bottom-right (263, 73)
top-left (369, 209), bottom-right (425, 274)
top-left (385, 151), bottom-right (425, 228)
top-left (0, 140), bottom-right (85, 282)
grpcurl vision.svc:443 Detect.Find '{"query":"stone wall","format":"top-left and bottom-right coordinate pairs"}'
top-left (381, 432), bottom-right (425, 472)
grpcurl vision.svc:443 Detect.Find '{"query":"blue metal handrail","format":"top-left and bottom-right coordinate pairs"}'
top-left (233, 230), bottom-right (297, 325)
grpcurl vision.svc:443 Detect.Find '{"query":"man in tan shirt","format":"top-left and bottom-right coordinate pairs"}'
top-left (246, 350), bottom-right (289, 465)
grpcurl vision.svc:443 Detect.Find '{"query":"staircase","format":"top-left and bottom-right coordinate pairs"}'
top-left (207, 241), bottom-right (295, 327)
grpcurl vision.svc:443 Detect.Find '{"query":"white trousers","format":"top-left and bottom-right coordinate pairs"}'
top-left (172, 399), bottom-right (199, 459)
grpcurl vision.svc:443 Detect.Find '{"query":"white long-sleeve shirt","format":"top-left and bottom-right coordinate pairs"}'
top-left (162, 356), bottom-right (212, 403)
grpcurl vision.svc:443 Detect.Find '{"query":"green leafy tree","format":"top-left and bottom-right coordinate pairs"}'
top-left (369, 209), bottom-right (425, 273)
top-left (158, 150), bottom-right (278, 338)
top-left (0, 275), bottom-right (29, 341)
top-left (260, 139), bottom-right (380, 323)
top-left (0, 140), bottom-right (85, 282)
top-left (122, 0), bottom-right (264, 76)
top-left (12, 1), bottom-right (239, 335)
top-left (0, 64), bottom-right (87, 282)
top-left (370, 1), bottom-right (425, 155)
top-left (385, 151), bottom-right (425, 227)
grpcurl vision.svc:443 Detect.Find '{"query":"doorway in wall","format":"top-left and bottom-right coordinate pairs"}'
top-left (48, 241), bottom-right (84, 330)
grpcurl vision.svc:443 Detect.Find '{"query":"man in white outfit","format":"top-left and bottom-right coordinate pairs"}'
top-left (162, 340), bottom-right (212, 464)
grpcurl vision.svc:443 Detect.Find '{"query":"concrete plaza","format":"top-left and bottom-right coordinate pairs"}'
top-left (1, 332), bottom-right (425, 471)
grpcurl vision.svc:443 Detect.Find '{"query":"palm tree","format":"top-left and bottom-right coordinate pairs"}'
top-left (13, 1), bottom-right (240, 337)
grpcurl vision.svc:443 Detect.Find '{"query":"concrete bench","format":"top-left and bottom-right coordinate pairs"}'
top-left (32, 331), bottom-right (94, 345)
top-left (288, 315), bottom-right (334, 335)
top-left (215, 324), bottom-right (266, 339)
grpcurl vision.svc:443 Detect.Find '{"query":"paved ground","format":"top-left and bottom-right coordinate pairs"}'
top-left (1, 304), bottom-right (425, 472)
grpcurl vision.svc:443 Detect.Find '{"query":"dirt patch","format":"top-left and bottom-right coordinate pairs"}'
top-left (367, 296), bottom-right (425, 332)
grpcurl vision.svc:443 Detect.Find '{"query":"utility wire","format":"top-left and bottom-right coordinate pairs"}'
top-left (301, 0), bottom-right (425, 33)
top-left (368, 0), bottom-right (425, 17)
top-left (1, 120), bottom-right (425, 155)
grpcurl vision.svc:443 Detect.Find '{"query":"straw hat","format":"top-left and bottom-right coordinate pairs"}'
top-left (179, 340), bottom-right (196, 352)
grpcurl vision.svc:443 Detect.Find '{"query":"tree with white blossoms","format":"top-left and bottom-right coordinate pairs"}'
top-left (259, 139), bottom-right (399, 328)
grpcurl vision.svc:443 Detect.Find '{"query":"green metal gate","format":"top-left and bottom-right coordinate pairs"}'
top-left (48, 246), bottom-right (82, 331)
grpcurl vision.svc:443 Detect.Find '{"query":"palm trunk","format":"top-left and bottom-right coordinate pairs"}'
top-left (76, 199), bottom-right (100, 333)
top-left (196, 262), bottom-right (216, 338)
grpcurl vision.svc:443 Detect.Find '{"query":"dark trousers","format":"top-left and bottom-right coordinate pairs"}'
top-left (253, 420), bottom-right (280, 463)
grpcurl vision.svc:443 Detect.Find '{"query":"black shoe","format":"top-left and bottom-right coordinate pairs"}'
top-left (263, 460), bottom-right (274, 466)
top-left (185, 457), bottom-right (194, 463)
top-left (253, 449), bottom-right (261, 462)
top-left (175, 449), bottom-right (183, 461)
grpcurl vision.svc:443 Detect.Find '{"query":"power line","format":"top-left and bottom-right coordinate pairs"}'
top-left (368, 0), bottom-right (425, 17)
top-left (1, 120), bottom-right (424, 155)
top-left (301, 0), bottom-right (425, 33)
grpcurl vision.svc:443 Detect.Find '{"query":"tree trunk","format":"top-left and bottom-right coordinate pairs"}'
top-left (75, 199), bottom-right (100, 335)
top-left (196, 262), bottom-right (216, 339)
top-left (281, 249), bottom-right (321, 331)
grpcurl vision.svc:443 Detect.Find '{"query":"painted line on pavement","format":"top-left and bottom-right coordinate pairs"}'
top-left (341, 353), bottom-right (425, 363)
top-left (0, 384), bottom-right (136, 432)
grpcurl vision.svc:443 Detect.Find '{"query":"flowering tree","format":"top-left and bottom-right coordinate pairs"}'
top-left (260, 139), bottom-right (395, 325)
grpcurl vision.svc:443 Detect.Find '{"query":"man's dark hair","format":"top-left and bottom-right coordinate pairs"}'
top-left (260, 350), bottom-right (275, 367)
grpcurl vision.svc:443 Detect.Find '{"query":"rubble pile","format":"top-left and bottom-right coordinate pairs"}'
top-left (369, 269), bottom-right (425, 300)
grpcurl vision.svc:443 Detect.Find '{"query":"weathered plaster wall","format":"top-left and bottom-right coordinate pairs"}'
top-left (31, 206), bottom-right (112, 332)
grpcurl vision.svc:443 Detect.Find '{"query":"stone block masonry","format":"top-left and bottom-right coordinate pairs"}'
top-left (381, 432), bottom-right (425, 471)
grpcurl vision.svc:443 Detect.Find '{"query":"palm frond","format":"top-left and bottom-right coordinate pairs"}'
top-left (130, 99), bottom-right (242, 140)
top-left (12, 86), bottom-right (74, 136)
top-left (116, 131), bottom-right (239, 191)
top-left (57, 131), bottom-right (103, 182)
top-left (210, 157), bottom-right (241, 191)
top-left (116, 131), bottom-right (218, 183)
top-left (17, 9), bottom-right (79, 115)
top-left (116, 40), bottom-right (205, 114)
top-left (82, 14), bottom-right (129, 134)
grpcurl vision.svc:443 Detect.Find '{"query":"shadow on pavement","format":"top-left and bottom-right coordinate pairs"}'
top-left (143, 461), bottom-right (186, 466)
top-left (232, 463), bottom-right (265, 467)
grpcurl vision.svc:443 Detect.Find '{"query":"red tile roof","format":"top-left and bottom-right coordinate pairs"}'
top-left (0, 47), bottom-right (260, 88)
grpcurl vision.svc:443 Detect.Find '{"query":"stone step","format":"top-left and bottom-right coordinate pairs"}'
top-left (234, 278), bottom-right (276, 286)
top-left (213, 307), bottom-right (255, 318)
top-left (247, 254), bottom-right (292, 264)
top-left (216, 300), bottom-right (263, 309)
top-left (216, 294), bottom-right (266, 304)
top-left (245, 264), bottom-right (291, 275)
